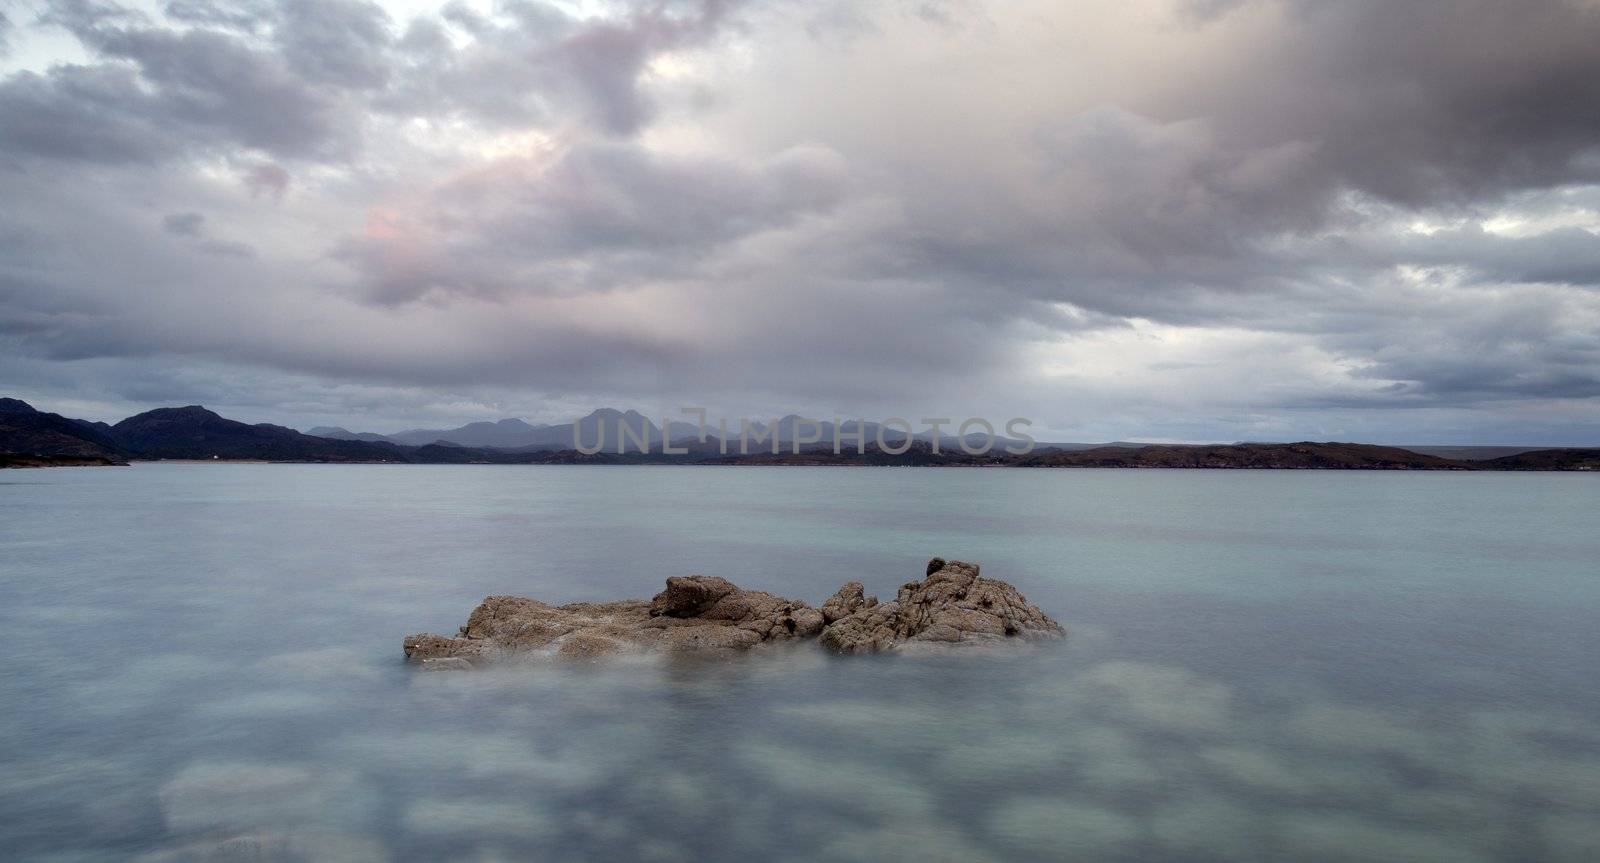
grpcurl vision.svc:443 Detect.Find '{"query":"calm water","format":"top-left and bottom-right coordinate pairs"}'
top-left (2, 465), bottom-right (1598, 862)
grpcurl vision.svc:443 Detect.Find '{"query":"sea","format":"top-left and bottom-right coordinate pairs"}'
top-left (2, 464), bottom-right (1597, 861)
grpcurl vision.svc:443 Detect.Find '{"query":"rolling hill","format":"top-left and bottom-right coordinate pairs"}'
top-left (109, 406), bottom-right (403, 462)
top-left (0, 398), bottom-right (128, 461)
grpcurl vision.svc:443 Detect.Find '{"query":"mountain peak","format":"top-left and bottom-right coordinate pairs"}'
top-left (0, 397), bottom-right (38, 413)
top-left (106, 405), bottom-right (399, 460)
top-left (143, 405), bottom-right (222, 421)
top-left (110, 406), bottom-right (228, 437)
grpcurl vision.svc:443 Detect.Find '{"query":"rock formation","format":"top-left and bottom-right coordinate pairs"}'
top-left (820, 581), bottom-right (878, 623)
top-left (404, 577), bottom-right (823, 666)
top-left (403, 559), bottom-right (1061, 668)
top-left (818, 558), bottom-right (1064, 654)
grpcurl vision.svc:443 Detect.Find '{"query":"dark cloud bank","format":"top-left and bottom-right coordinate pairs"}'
top-left (1, 0), bottom-right (1598, 443)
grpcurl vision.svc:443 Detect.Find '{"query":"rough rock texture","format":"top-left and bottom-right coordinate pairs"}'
top-left (403, 560), bottom-right (1061, 668)
top-left (403, 577), bottom-right (822, 667)
top-left (817, 558), bottom-right (1064, 654)
top-left (820, 581), bottom-right (878, 624)
top-left (649, 575), bottom-right (825, 638)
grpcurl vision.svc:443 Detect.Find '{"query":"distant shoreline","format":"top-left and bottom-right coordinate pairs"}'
top-left (7, 445), bottom-right (1597, 471)
top-left (5, 399), bottom-right (1597, 471)
top-left (130, 458), bottom-right (276, 464)
top-left (0, 454), bottom-right (127, 469)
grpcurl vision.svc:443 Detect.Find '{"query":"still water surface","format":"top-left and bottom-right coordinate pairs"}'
top-left (2, 464), bottom-right (1598, 861)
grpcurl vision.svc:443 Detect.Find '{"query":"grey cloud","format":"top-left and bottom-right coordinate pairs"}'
top-left (795, 0), bottom-right (988, 43)
top-left (84, 24), bottom-right (347, 157)
top-left (384, 0), bottom-right (740, 134)
top-left (1378, 225), bottom-right (1600, 288)
top-left (2, 0), bottom-right (1600, 441)
top-left (768, 0), bottom-right (1600, 418)
top-left (904, 0), bottom-right (984, 27)
top-left (1173, 0), bottom-right (1247, 24)
top-left (196, 239), bottom-right (256, 258)
top-left (0, 156), bottom-right (1004, 415)
top-left (5, 0), bottom-right (743, 170)
top-left (36, 0), bottom-right (141, 33)
top-left (242, 162), bottom-right (289, 198)
top-left (555, 0), bottom-right (736, 134)
top-left (162, 0), bottom-right (275, 32)
top-left (463, 142), bottom-right (847, 252)
top-left (393, 13), bottom-right (451, 56)
top-left (1171, 0), bottom-right (1600, 209)
top-left (162, 211), bottom-right (257, 257)
top-left (847, 0), bottom-right (1600, 328)
top-left (0, 7), bottom-right (347, 164)
top-left (1282, 281), bottom-right (1600, 406)
top-left (163, 211), bottom-right (206, 236)
top-left (274, 0), bottom-right (392, 89)
top-left (340, 141), bottom-right (850, 305)
top-left (0, 65), bottom-right (179, 164)
top-left (892, 107), bottom-right (1328, 316)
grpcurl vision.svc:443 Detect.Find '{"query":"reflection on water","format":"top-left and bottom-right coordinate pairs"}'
top-left (1, 465), bottom-right (1598, 861)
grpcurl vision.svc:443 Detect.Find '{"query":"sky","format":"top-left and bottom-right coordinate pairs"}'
top-left (2, 0), bottom-right (1599, 443)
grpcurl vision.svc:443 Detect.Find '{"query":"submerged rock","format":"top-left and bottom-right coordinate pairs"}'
top-left (402, 633), bottom-right (486, 666)
top-left (403, 559), bottom-right (1061, 666)
top-left (417, 657), bottom-right (475, 672)
top-left (818, 559), bottom-right (1065, 654)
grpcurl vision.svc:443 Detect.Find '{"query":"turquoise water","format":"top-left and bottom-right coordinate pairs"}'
top-left (2, 464), bottom-right (1597, 861)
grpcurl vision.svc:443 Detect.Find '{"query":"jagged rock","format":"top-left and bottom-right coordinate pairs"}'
top-left (403, 560), bottom-right (1061, 666)
top-left (650, 575), bottom-right (825, 639)
top-left (818, 559), bottom-right (1064, 654)
top-left (403, 577), bottom-right (822, 666)
top-left (821, 581), bottom-right (878, 624)
top-left (650, 575), bottom-right (738, 617)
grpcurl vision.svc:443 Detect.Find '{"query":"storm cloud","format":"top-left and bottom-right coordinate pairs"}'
top-left (1, 0), bottom-right (1598, 443)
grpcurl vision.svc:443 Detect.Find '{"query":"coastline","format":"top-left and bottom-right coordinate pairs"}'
top-left (8, 453), bottom-right (1595, 470)
top-left (0, 454), bottom-right (127, 469)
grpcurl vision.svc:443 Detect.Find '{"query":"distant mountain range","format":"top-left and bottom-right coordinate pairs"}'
top-left (0, 399), bottom-right (401, 464)
top-left (2, 397), bottom-right (1596, 470)
top-left (309, 409), bottom-right (703, 450)
top-left (110, 405), bottom-right (401, 462)
top-left (0, 398), bottom-right (126, 462)
top-left (310, 410), bottom-right (1042, 453)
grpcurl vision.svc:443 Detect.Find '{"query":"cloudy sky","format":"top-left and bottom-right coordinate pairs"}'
top-left (2, 0), bottom-right (1599, 443)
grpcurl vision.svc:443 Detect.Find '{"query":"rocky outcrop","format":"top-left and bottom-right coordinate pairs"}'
top-left (649, 575), bottom-right (825, 638)
top-left (403, 577), bottom-right (823, 666)
top-left (404, 560), bottom-right (1062, 668)
top-left (818, 559), bottom-right (1064, 654)
top-left (820, 581), bottom-right (878, 624)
